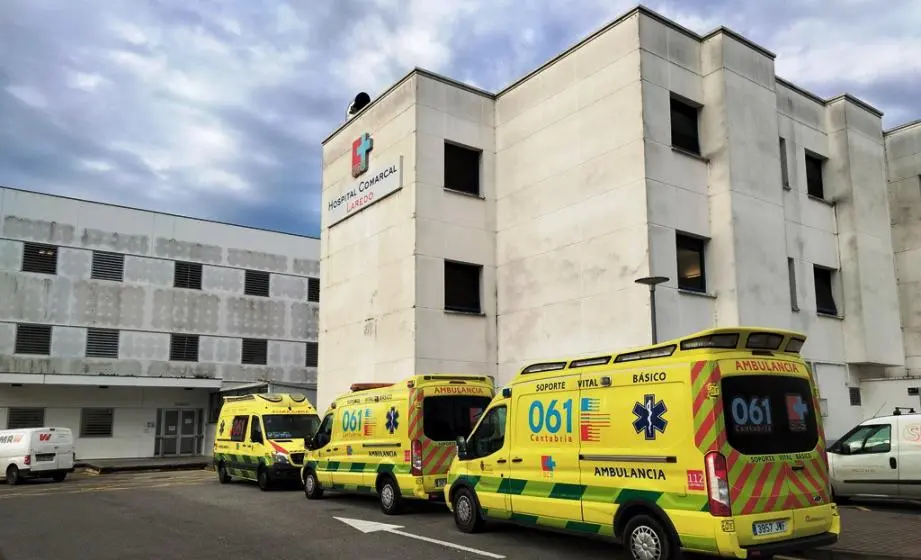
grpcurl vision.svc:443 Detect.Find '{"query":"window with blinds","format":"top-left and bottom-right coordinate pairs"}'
top-left (244, 270), bottom-right (270, 297)
top-left (307, 277), bottom-right (320, 302)
top-left (241, 338), bottom-right (268, 365)
top-left (21, 242), bottom-right (58, 275)
top-left (86, 328), bottom-right (120, 358)
top-left (80, 408), bottom-right (114, 437)
top-left (7, 407), bottom-right (45, 429)
top-left (15, 323), bottom-right (52, 355)
top-left (305, 342), bottom-right (318, 368)
top-left (91, 251), bottom-right (125, 282)
top-left (170, 334), bottom-right (199, 362)
top-left (174, 261), bottom-right (203, 290)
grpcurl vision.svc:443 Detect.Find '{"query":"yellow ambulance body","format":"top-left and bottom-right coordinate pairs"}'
top-left (303, 374), bottom-right (495, 514)
top-left (445, 327), bottom-right (840, 560)
top-left (213, 392), bottom-right (320, 491)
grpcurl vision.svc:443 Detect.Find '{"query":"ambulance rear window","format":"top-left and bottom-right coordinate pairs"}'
top-left (721, 375), bottom-right (819, 455)
top-left (422, 396), bottom-right (493, 442)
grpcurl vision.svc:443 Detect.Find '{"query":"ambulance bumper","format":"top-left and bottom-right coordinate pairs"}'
top-left (741, 531), bottom-right (837, 557)
top-left (269, 463), bottom-right (302, 481)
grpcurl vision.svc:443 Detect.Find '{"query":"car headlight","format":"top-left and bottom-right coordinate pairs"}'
top-left (273, 451), bottom-right (289, 465)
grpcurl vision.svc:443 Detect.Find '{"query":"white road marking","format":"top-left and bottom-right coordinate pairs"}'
top-left (334, 516), bottom-right (505, 559)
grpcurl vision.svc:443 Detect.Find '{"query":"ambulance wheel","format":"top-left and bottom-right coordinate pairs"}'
top-left (624, 514), bottom-right (675, 560)
top-left (257, 466), bottom-right (271, 491)
top-left (217, 462), bottom-right (231, 484)
top-left (5, 465), bottom-right (21, 486)
top-left (452, 487), bottom-right (485, 534)
top-left (303, 470), bottom-right (323, 499)
top-left (52, 472), bottom-right (66, 482)
top-left (377, 475), bottom-right (404, 515)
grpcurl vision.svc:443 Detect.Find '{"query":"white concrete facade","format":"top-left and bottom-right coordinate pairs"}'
top-left (318, 5), bottom-right (921, 441)
top-left (0, 187), bottom-right (320, 460)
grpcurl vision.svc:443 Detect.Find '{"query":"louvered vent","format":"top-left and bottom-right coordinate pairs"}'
top-left (21, 242), bottom-right (58, 275)
top-left (244, 270), bottom-right (270, 297)
top-left (305, 342), bottom-right (318, 368)
top-left (174, 261), bottom-right (202, 289)
top-left (170, 334), bottom-right (199, 362)
top-left (241, 338), bottom-right (268, 365)
top-left (307, 277), bottom-right (320, 302)
top-left (15, 324), bottom-right (52, 355)
top-left (80, 408), bottom-right (114, 437)
top-left (8, 408), bottom-right (45, 429)
top-left (91, 251), bottom-right (125, 281)
top-left (86, 328), bottom-right (119, 358)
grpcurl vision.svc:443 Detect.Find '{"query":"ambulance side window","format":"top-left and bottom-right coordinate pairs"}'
top-left (312, 413), bottom-right (334, 449)
top-left (250, 415), bottom-right (263, 443)
top-left (229, 415), bottom-right (248, 443)
top-left (467, 405), bottom-right (507, 459)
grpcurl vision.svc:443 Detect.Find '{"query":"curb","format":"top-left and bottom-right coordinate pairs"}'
top-left (778, 550), bottom-right (920, 560)
top-left (76, 462), bottom-right (211, 475)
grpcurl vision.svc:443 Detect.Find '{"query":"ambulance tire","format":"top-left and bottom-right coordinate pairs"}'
top-left (5, 465), bottom-right (20, 486)
top-left (452, 487), bottom-right (485, 534)
top-left (623, 514), bottom-right (677, 560)
top-left (257, 466), bottom-right (272, 491)
top-left (217, 462), bottom-right (231, 484)
top-left (303, 470), bottom-right (323, 499)
top-left (377, 475), bottom-right (404, 515)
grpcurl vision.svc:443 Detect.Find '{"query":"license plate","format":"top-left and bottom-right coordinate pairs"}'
top-left (752, 520), bottom-right (787, 536)
top-left (435, 478), bottom-right (446, 488)
top-left (35, 453), bottom-right (55, 462)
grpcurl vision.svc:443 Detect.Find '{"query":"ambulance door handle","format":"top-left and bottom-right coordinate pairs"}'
top-left (496, 459), bottom-right (507, 464)
top-left (890, 457), bottom-right (897, 469)
top-left (512, 458), bottom-right (523, 463)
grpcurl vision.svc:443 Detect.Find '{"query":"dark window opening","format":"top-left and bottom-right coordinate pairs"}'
top-left (244, 270), bottom-right (270, 297)
top-left (422, 395), bottom-right (493, 442)
top-left (805, 153), bottom-right (825, 199)
top-left (444, 142), bottom-right (481, 196)
top-left (444, 261), bottom-right (482, 313)
top-left (310, 413), bottom-right (334, 449)
top-left (86, 328), bottom-right (119, 358)
top-left (22, 242), bottom-right (58, 275)
top-left (788, 257), bottom-right (799, 311)
top-left (91, 251), bottom-right (125, 282)
top-left (307, 277), bottom-right (320, 302)
top-left (814, 266), bottom-right (838, 316)
top-left (466, 405), bottom-right (507, 459)
top-left (80, 408), bottom-right (114, 438)
top-left (241, 338), bottom-right (268, 365)
top-left (779, 137), bottom-right (790, 188)
top-left (174, 261), bottom-right (202, 290)
top-left (722, 374), bottom-right (819, 455)
top-left (262, 414), bottom-right (320, 440)
top-left (849, 387), bottom-right (862, 407)
top-left (676, 234), bottom-right (706, 293)
top-left (305, 342), bottom-right (318, 368)
top-left (170, 334), bottom-right (199, 362)
top-left (250, 415), bottom-right (263, 443)
top-left (670, 96), bottom-right (700, 155)
top-left (7, 407), bottom-right (45, 429)
top-left (15, 323), bottom-right (52, 355)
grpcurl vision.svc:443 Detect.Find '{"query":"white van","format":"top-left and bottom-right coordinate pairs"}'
top-left (827, 409), bottom-right (921, 503)
top-left (0, 427), bottom-right (75, 485)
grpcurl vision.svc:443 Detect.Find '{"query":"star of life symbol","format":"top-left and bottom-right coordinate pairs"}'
top-left (632, 393), bottom-right (668, 440)
top-left (386, 406), bottom-right (399, 434)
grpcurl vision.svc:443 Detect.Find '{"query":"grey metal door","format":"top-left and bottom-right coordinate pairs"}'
top-left (179, 409), bottom-right (198, 454)
top-left (158, 409), bottom-right (180, 456)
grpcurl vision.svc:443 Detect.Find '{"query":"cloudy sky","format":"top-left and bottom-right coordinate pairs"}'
top-left (2, 0), bottom-right (919, 238)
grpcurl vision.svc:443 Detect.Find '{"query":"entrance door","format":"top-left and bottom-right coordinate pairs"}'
top-left (155, 408), bottom-right (203, 457)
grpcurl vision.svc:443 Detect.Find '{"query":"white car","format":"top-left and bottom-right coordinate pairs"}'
top-left (827, 410), bottom-right (921, 503)
top-left (0, 427), bottom-right (75, 485)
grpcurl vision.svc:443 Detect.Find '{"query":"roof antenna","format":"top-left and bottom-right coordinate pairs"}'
top-left (346, 92), bottom-right (371, 121)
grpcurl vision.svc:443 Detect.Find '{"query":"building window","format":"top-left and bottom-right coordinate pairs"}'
top-left (244, 270), bottom-right (270, 297)
top-left (86, 328), bottom-right (120, 358)
top-left (307, 277), bottom-right (320, 303)
top-left (170, 334), bottom-right (199, 362)
top-left (788, 257), bottom-right (799, 311)
top-left (444, 142), bottom-right (481, 196)
top-left (670, 95), bottom-right (700, 155)
top-left (813, 265), bottom-right (838, 316)
top-left (7, 407), bottom-right (45, 429)
top-left (805, 152), bottom-right (825, 199)
top-left (849, 387), bottom-right (862, 407)
top-left (91, 251), bottom-right (125, 282)
top-left (779, 137), bottom-right (790, 189)
top-left (676, 234), bottom-right (706, 293)
top-left (15, 323), bottom-right (52, 355)
top-left (444, 260), bottom-right (482, 313)
top-left (241, 338), bottom-right (268, 365)
top-left (305, 342), bottom-right (318, 368)
top-left (174, 261), bottom-right (202, 290)
top-left (80, 408), bottom-right (114, 438)
top-left (21, 242), bottom-right (58, 275)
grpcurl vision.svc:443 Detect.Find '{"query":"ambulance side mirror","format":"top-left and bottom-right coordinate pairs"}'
top-left (455, 436), bottom-right (470, 460)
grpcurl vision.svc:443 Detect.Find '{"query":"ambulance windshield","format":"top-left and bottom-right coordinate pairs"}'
top-left (422, 396), bottom-right (492, 442)
top-left (721, 375), bottom-right (819, 455)
top-left (262, 414), bottom-right (320, 440)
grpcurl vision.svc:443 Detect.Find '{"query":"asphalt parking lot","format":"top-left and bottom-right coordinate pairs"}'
top-left (0, 469), bottom-right (634, 560)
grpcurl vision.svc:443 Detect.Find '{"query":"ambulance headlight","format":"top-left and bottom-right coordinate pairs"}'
top-left (273, 451), bottom-right (289, 465)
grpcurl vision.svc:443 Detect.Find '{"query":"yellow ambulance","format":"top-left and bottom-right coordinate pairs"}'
top-left (213, 392), bottom-right (320, 491)
top-left (302, 374), bottom-right (495, 514)
top-left (445, 327), bottom-right (840, 560)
